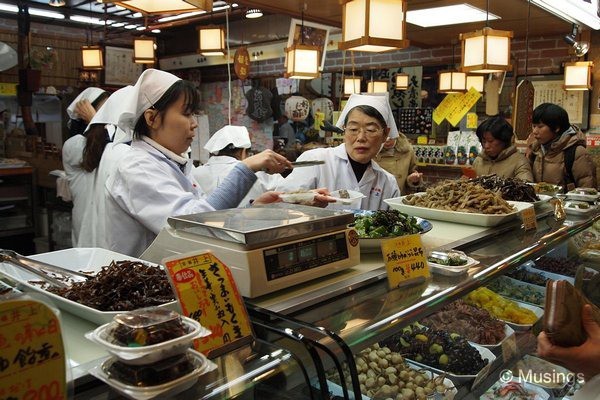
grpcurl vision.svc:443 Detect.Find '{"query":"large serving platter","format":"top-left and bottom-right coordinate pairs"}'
top-left (385, 195), bottom-right (533, 227)
top-left (0, 248), bottom-right (178, 325)
top-left (355, 211), bottom-right (433, 253)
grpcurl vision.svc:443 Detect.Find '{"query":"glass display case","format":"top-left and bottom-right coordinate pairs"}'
top-left (248, 207), bottom-right (600, 399)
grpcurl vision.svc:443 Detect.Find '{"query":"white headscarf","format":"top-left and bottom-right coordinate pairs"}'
top-left (117, 68), bottom-right (181, 133)
top-left (66, 87), bottom-right (107, 119)
top-left (205, 125), bottom-right (251, 154)
top-left (84, 85), bottom-right (135, 142)
top-left (335, 93), bottom-right (399, 139)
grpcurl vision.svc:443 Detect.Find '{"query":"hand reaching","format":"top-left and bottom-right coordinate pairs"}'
top-left (74, 99), bottom-right (97, 123)
top-left (243, 149), bottom-right (293, 174)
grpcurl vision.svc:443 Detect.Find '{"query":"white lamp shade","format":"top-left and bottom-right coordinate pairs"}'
top-left (395, 73), bottom-right (409, 90)
top-left (460, 27), bottom-right (513, 73)
top-left (339, 0), bottom-right (409, 52)
top-left (285, 44), bottom-right (320, 79)
top-left (198, 26), bottom-right (225, 56)
top-left (109, 0), bottom-right (212, 14)
top-left (438, 71), bottom-right (466, 93)
top-left (344, 77), bottom-right (361, 95)
top-left (367, 80), bottom-right (388, 93)
top-left (81, 46), bottom-right (103, 70)
top-left (564, 61), bottom-right (593, 90)
top-left (466, 75), bottom-right (485, 92)
top-left (133, 38), bottom-right (156, 64)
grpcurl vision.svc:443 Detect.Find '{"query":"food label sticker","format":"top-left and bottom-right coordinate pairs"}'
top-left (381, 233), bottom-right (430, 289)
top-left (0, 299), bottom-right (67, 400)
top-left (501, 333), bottom-right (518, 363)
top-left (163, 251), bottom-right (253, 356)
top-left (521, 207), bottom-right (538, 231)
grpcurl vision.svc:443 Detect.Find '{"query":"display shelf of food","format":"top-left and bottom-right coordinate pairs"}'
top-left (248, 208), bottom-right (599, 399)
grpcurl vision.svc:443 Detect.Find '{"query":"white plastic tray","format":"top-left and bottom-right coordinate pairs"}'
top-left (564, 201), bottom-right (597, 215)
top-left (384, 195), bottom-right (533, 227)
top-left (279, 192), bottom-right (315, 203)
top-left (499, 300), bottom-right (544, 332)
top-left (407, 343), bottom-right (495, 383)
top-left (566, 188), bottom-right (599, 202)
top-left (525, 263), bottom-right (575, 285)
top-left (481, 378), bottom-right (550, 400)
top-left (428, 255), bottom-right (479, 276)
top-left (85, 317), bottom-right (210, 365)
top-left (330, 189), bottom-right (366, 205)
top-left (358, 216), bottom-right (433, 253)
top-left (0, 248), bottom-right (178, 325)
top-left (473, 324), bottom-right (515, 350)
top-left (488, 275), bottom-right (546, 307)
top-left (532, 194), bottom-right (553, 208)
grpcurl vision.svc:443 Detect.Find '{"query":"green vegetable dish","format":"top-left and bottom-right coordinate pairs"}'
top-left (354, 210), bottom-right (423, 238)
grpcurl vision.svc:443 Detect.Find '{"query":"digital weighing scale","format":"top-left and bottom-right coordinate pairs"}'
top-left (140, 203), bottom-right (360, 298)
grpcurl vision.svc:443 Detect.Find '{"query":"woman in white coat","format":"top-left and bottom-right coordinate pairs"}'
top-left (192, 125), bottom-right (283, 207)
top-left (276, 94), bottom-right (400, 210)
top-left (62, 87), bottom-right (109, 246)
top-left (104, 69), bottom-right (292, 257)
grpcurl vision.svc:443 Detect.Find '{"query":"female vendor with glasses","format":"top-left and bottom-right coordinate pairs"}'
top-left (276, 94), bottom-right (400, 210)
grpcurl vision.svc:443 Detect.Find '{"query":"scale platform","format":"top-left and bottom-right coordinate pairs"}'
top-left (141, 204), bottom-right (361, 298)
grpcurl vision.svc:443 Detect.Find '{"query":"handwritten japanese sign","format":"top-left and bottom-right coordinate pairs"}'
top-left (0, 299), bottom-right (66, 400)
top-left (521, 207), bottom-right (538, 231)
top-left (163, 251), bottom-right (253, 356)
top-left (233, 47), bottom-right (250, 80)
top-left (446, 88), bottom-right (482, 127)
top-left (432, 93), bottom-right (460, 125)
top-left (381, 234), bottom-right (430, 289)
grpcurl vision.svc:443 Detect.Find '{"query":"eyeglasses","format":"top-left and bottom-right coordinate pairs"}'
top-left (343, 125), bottom-right (383, 138)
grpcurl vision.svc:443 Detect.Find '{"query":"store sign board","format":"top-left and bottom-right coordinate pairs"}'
top-left (381, 233), bottom-right (430, 289)
top-left (233, 47), bottom-right (250, 80)
top-left (446, 88), bottom-right (481, 127)
top-left (163, 251), bottom-right (253, 357)
top-left (432, 93), bottom-right (460, 124)
top-left (0, 299), bottom-right (67, 400)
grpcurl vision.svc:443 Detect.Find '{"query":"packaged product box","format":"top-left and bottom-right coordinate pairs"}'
top-left (446, 131), bottom-right (461, 165)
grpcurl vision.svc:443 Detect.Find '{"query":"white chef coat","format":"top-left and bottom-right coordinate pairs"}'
top-left (104, 139), bottom-right (215, 257)
top-left (276, 144), bottom-right (399, 210)
top-left (79, 140), bottom-right (132, 248)
top-left (192, 155), bottom-right (283, 207)
top-left (62, 134), bottom-right (93, 246)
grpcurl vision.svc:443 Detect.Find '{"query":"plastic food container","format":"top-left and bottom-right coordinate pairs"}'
top-left (89, 349), bottom-right (216, 400)
top-left (427, 250), bottom-right (479, 276)
top-left (330, 189), bottom-right (365, 205)
top-left (86, 307), bottom-right (210, 365)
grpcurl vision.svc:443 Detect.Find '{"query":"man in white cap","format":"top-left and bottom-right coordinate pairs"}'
top-left (192, 125), bottom-right (283, 207)
top-left (276, 93), bottom-right (400, 210)
top-left (103, 69), bottom-right (292, 257)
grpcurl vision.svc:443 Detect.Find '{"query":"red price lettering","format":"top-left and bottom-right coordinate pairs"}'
top-left (22, 380), bottom-right (62, 400)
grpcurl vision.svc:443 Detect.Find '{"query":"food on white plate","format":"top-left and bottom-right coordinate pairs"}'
top-left (427, 250), bottom-right (468, 266)
top-left (354, 209), bottom-right (423, 238)
top-left (464, 287), bottom-right (538, 325)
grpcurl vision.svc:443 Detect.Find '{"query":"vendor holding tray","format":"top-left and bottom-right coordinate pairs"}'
top-left (276, 93), bottom-right (400, 210)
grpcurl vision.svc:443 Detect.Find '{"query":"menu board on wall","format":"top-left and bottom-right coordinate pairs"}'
top-left (530, 78), bottom-right (588, 128)
top-left (105, 46), bottom-right (143, 86)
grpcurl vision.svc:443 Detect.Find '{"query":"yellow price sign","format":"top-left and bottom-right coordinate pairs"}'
top-left (446, 88), bottom-right (482, 127)
top-left (521, 207), bottom-right (538, 231)
top-left (466, 112), bottom-right (478, 129)
top-left (163, 251), bottom-right (253, 357)
top-left (0, 299), bottom-right (67, 400)
top-left (432, 93), bottom-right (460, 124)
top-left (381, 233), bottom-right (430, 289)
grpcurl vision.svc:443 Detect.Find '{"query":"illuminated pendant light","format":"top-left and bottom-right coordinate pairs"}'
top-left (367, 80), bottom-right (388, 93)
top-left (439, 42), bottom-right (466, 93)
top-left (395, 72), bottom-right (409, 90)
top-left (285, 5), bottom-right (320, 79)
top-left (339, 0), bottom-right (409, 52)
top-left (81, 45), bottom-right (104, 70)
top-left (460, 0), bottom-right (512, 73)
top-left (564, 61), bottom-right (593, 90)
top-left (134, 37), bottom-right (156, 64)
top-left (198, 26), bottom-right (225, 56)
top-left (466, 74), bottom-right (485, 92)
top-left (344, 76), bottom-right (361, 95)
top-left (102, 0), bottom-right (213, 14)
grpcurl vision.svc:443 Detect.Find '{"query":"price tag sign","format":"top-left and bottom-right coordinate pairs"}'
top-left (446, 88), bottom-right (482, 127)
top-left (466, 112), bottom-right (478, 129)
top-left (0, 299), bottom-right (67, 400)
top-left (432, 93), bottom-right (460, 124)
top-left (521, 207), bottom-right (538, 231)
top-left (381, 233), bottom-right (430, 289)
top-left (163, 251), bottom-right (253, 357)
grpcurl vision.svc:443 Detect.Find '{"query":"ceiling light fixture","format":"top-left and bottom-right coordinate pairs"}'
top-left (99, 0), bottom-right (213, 15)
top-left (407, 3), bottom-right (499, 28)
top-left (395, 72), bottom-right (409, 90)
top-left (198, 26), bottom-right (226, 56)
top-left (439, 42), bottom-right (466, 93)
top-left (367, 80), bottom-right (388, 93)
top-left (48, 0), bottom-right (65, 7)
top-left (338, 0), bottom-right (409, 52)
top-left (134, 37), bottom-right (156, 64)
top-left (245, 8), bottom-right (262, 18)
top-left (564, 61), bottom-right (593, 90)
top-left (460, 0), bottom-right (513, 73)
top-left (466, 74), bottom-right (485, 92)
top-left (81, 2), bottom-right (103, 70)
top-left (564, 24), bottom-right (589, 57)
top-left (285, 3), bottom-right (320, 79)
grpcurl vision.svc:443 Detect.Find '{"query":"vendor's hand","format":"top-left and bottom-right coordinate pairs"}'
top-left (243, 149), bottom-right (292, 174)
top-left (252, 191), bottom-right (283, 205)
top-left (407, 171), bottom-right (423, 183)
top-left (310, 187), bottom-right (337, 208)
top-left (536, 304), bottom-right (600, 380)
top-left (74, 99), bottom-right (96, 123)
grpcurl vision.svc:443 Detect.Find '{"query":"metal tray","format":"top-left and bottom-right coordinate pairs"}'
top-left (168, 203), bottom-right (354, 246)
